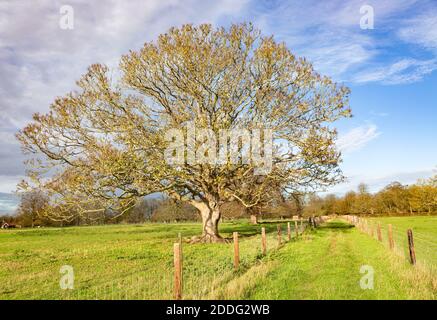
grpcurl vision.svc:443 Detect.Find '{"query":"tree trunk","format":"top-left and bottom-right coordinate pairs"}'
top-left (247, 207), bottom-right (259, 224)
top-left (194, 200), bottom-right (224, 243)
top-left (250, 214), bottom-right (258, 225)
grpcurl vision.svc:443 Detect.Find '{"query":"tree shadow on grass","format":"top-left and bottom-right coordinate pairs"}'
top-left (179, 220), bottom-right (351, 243)
top-left (219, 220), bottom-right (307, 240)
top-left (317, 221), bottom-right (354, 233)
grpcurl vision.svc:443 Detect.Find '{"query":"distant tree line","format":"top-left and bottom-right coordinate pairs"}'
top-left (2, 191), bottom-right (303, 228)
top-left (2, 179), bottom-right (305, 228)
top-left (304, 175), bottom-right (437, 216)
top-left (8, 175), bottom-right (435, 228)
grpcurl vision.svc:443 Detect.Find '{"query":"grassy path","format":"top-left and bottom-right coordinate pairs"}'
top-left (244, 220), bottom-right (436, 299)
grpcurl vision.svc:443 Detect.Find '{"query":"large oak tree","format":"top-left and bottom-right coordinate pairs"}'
top-left (17, 23), bottom-right (351, 242)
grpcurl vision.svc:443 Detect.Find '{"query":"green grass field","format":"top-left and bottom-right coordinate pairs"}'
top-left (0, 217), bottom-right (436, 300)
top-left (0, 221), bottom-right (286, 299)
top-left (367, 216), bottom-right (437, 268)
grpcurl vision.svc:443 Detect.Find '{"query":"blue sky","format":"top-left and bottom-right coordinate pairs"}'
top-left (0, 0), bottom-right (436, 208)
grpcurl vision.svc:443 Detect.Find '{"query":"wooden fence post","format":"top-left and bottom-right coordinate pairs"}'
top-left (277, 225), bottom-right (282, 245)
top-left (287, 222), bottom-right (291, 241)
top-left (377, 223), bottom-right (382, 242)
top-left (261, 227), bottom-right (267, 255)
top-left (388, 224), bottom-right (394, 250)
top-left (300, 219), bottom-right (303, 232)
top-left (178, 232), bottom-right (183, 289)
top-left (407, 229), bottom-right (416, 265)
top-left (294, 220), bottom-right (298, 238)
top-left (173, 243), bottom-right (182, 300)
top-left (233, 232), bottom-right (239, 270)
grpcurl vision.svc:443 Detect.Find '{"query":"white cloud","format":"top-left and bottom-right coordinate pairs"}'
top-left (0, 0), bottom-right (248, 125)
top-left (0, 189), bottom-right (20, 214)
top-left (0, 132), bottom-right (19, 145)
top-left (369, 110), bottom-right (389, 117)
top-left (351, 6), bottom-right (437, 85)
top-left (336, 124), bottom-right (380, 154)
top-left (324, 168), bottom-right (435, 195)
top-left (0, 175), bottom-right (24, 194)
top-left (398, 11), bottom-right (437, 51)
top-left (298, 34), bottom-right (375, 79)
top-left (352, 58), bottom-right (437, 84)
top-left (250, 2), bottom-right (376, 79)
top-left (249, 0), bottom-right (421, 80)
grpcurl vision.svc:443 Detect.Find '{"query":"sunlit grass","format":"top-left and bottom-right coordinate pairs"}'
top-left (0, 218), bottom-right (435, 300)
top-left (367, 216), bottom-right (437, 269)
top-left (246, 220), bottom-right (436, 300)
top-left (0, 220), bottom-right (299, 299)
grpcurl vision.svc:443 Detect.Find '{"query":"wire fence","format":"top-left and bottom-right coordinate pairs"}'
top-left (345, 215), bottom-right (437, 272)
